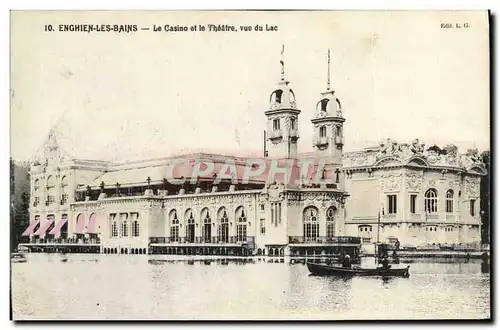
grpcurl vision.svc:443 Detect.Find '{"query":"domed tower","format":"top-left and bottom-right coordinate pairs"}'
top-left (311, 49), bottom-right (345, 166)
top-left (265, 46), bottom-right (301, 159)
top-left (44, 129), bottom-right (61, 160)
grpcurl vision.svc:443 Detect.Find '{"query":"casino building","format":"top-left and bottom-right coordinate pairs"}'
top-left (19, 53), bottom-right (487, 256)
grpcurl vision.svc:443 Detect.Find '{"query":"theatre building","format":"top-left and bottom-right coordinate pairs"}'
top-left (19, 55), bottom-right (486, 255)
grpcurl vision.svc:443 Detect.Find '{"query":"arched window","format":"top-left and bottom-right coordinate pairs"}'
top-left (425, 188), bottom-right (438, 214)
top-left (446, 190), bottom-right (454, 213)
top-left (319, 126), bottom-right (327, 138)
top-left (46, 175), bottom-right (55, 205)
top-left (201, 208), bottom-right (212, 243)
top-left (34, 179), bottom-right (40, 206)
top-left (170, 209), bottom-right (179, 241)
top-left (320, 98), bottom-right (329, 112)
top-left (76, 213), bottom-right (85, 235)
top-left (185, 209), bottom-right (195, 243)
top-left (326, 207), bottom-right (336, 238)
top-left (131, 213), bottom-right (140, 237)
top-left (60, 213), bottom-right (68, 238)
top-left (87, 213), bottom-right (97, 234)
top-left (303, 206), bottom-right (319, 242)
top-left (271, 89), bottom-right (283, 104)
top-left (217, 207), bottom-right (229, 243)
top-left (61, 176), bottom-right (68, 204)
top-left (109, 213), bottom-right (118, 238)
top-left (120, 213), bottom-right (128, 237)
top-left (236, 206), bottom-right (247, 243)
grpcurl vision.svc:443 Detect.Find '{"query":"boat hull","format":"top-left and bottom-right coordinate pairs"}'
top-left (307, 262), bottom-right (410, 277)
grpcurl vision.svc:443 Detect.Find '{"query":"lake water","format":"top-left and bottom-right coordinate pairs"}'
top-left (11, 254), bottom-right (490, 320)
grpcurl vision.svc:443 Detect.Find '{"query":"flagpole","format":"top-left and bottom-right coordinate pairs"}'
top-left (377, 210), bottom-right (381, 244)
top-left (376, 210), bottom-right (381, 261)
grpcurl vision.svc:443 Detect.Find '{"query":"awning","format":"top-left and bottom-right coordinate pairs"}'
top-left (49, 218), bottom-right (68, 235)
top-left (21, 220), bottom-right (40, 236)
top-left (84, 213), bottom-right (97, 234)
top-left (74, 214), bottom-right (86, 234)
top-left (34, 220), bottom-right (54, 238)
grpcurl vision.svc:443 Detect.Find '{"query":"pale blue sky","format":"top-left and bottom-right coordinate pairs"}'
top-left (11, 11), bottom-right (490, 162)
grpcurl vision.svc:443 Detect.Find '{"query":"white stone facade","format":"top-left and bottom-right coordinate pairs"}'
top-left (23, 58), bottom-right (487, 253)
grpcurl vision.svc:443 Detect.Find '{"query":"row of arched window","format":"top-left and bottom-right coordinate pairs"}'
top-left (34, 176), bottom-right (69, 206)
top-left (303, 206), bottom-right (337, 240)
top-left (168, 206), bottom-right (248, 243)
top-left (424, 188), bottom-right (456, 213)
top-left (109, 213), bottom-right (140, 238)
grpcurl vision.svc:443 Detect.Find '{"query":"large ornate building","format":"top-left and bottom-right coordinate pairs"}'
top-left (19, 54), bottom-right (487, 255)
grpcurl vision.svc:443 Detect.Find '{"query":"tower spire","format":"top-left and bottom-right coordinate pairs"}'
top-left (280, 44), bottom-right (285, 81)
top-left (327, 49), bottom-right (331, 90)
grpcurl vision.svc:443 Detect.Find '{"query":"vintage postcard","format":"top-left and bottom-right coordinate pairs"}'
top-left (10, 10), bottom-right (490, 320)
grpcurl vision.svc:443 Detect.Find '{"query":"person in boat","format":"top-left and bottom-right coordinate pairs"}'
top-left (380, 255), bottom-right (390, 269)
top-left (342, 254), bottom-right (352, 268)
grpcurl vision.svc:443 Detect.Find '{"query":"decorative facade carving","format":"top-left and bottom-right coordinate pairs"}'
top-left (410, 138), bottom-right (425, 154)
top-left (381, 173), bottom-right (402, 191)
top-left (405, 172), bottom-right (423, 191)
top-left (465, 177), bottom-right (480, 197)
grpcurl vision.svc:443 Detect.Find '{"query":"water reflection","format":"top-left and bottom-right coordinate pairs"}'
top-left (11, 254), bottom-right (490, 320)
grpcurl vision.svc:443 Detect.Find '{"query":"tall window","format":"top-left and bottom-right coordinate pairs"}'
top-left (60, 214), bottom-right (68, 238)
top-left (303, 206), bottom-right (319, 242)
top-left (131, 213), bottom-right (140, 237)
top-left (120, 213), bottom-right (128, 237)
top-left (290, 117), bottom-right (297, 130)
top-left (34, 179), bottom-right (40, 206)
top-left (109, 213), bottom-right (118, 238)
top-left (425, 189), bottom-right (438, 214)
top-left (218, 207), bottom-right (229, 243)
top-left (335, 126), bottom-right (341, 137)
top-left (273, 118), bottom-right (280, 130)
top-left (260, 218), bottom-right (266, 235)
top-left (387, 195), bottom-right (397, 214)
top-left (170, 210), bottom-right (179, 242)
top-left (273, 90), bottom-right (283, 104)
top-left (61, 176), bottom-right (68, 204)
top-left (470, 199), bottom-right (476, 217)
top-left (46, 176), bottom-right (55, 205)
top-left (236, 207), bottom-right (247, 242)
top-left (270, 203), bottom-right (274, 225)
top-left (326, 207), bottom-right (336, 238)
top-left (319, 126), bottom-right (327, 138)
top-left (320, 98), bottom-right (329, 112)
top-left (75, 213), bottom-right (85, 235)
top-left (185, 209), bottom-right (195, 243)
top-left (410, 194), bottom-right (417, 214)
top-left (446, 190), bottom-right (454, 213)
top-left (270, 202), bottom-right (281, 227)
top-left (201, 208), bottom-right (211, 243)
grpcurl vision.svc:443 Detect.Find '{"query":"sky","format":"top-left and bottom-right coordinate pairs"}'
top-left (10, 11), bottom-right (490, 162)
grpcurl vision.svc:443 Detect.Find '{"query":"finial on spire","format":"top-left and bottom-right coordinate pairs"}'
top-left (280, 44), bottom-right (285, 81)
top-left (327, 49), bottom-right (331, 90)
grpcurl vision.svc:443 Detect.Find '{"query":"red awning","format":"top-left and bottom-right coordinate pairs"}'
top-left (84, 214), bottom-right (97, 234)
top-left (74, 214), bottom-right (85, 234)
top-left (22, 220), bottom-right (40, 236)
top-left (49, 218), bottom-right (68, 235)
top-left (34, 220), bottom-right (54, 238)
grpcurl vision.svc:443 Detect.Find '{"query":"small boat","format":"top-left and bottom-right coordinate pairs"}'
top-left (11, 252), bottom-right (27, 263)
top-left (307, 262), bottom-right (410, 277)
